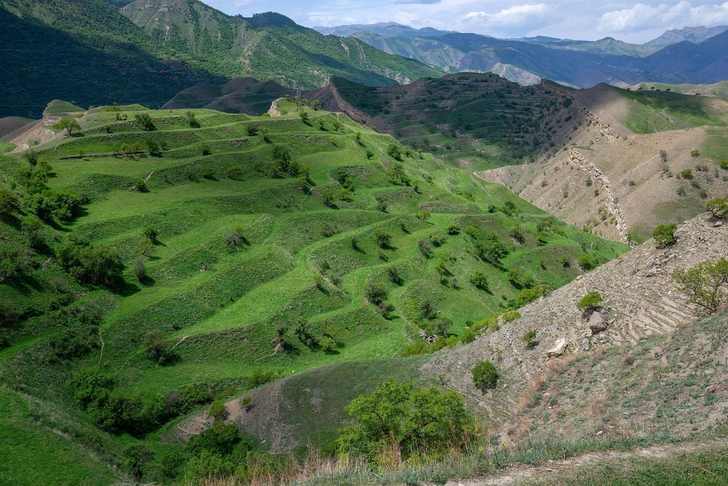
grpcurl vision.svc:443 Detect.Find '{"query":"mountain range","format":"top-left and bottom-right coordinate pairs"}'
top-left (0, 0), bottom-right (438, 118)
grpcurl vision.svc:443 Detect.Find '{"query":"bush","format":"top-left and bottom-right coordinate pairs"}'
top-left (372, 229), bottom-right (392, 248)
top-left (132, 256), bottom-right (147, 282)
top-left (470, 271), bottom-right (488, 290)
top-left (706, 198), bottom-right (728, 219)
top-left (0, 188), bottom-right (20, 220)
top-left (134, 113), bottom-right (156, 131)
top-left (673, 258), bottom-right (728, 315)
top-left (522, 330), bottom-right (538, 348)
top-left (471, 360), bottom-right (499, 391)
top-left (652, 223), bottom-right (677, 248)
top-left (578, 254), bottom-right (597, 271)
top-left (720, 160), bottom-right (728, 170)
top-left (208, 400), bottom-right (227, 421)
top-left (336, 379), bottom-right (473, 462)
top-left (363, 283), bottom-right (387, 305)
top-left (577, 291), bottom-right (603, 313)
top-left (386, 143), bottom-right (402, 160)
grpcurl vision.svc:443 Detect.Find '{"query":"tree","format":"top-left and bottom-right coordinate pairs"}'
top-left (673, 258), bottom-right (728, 315)
top-left (142, 331), bottom-right (165, 362)
top-left (146, 138), bottom-right (162, 156)
top-left (134, 113), bottom-right (156, 131)
top-left (133, 256), bottom-right (147, 282)
top-left (186, 111), bottom-right (201, 128)
top-left (0, 188), bottom-right (20, 220)
top-left (416, 209), bottom-right (431, 222)
top-left (386, 143), bottom-right (402, 161)
top-left (54, 118), bottom-right (81, 135)
top-left (652, 224), bottom-right (677, 248)
top-left (363, 283), bottom-right (387, 305)
top-left (471, 360), bottom-right (499, 392)
top-left (299, 111), bottom-right (309, 124)
top-left (372, 229), bottom-right (392, 248)
top-left (321, 187), bottom-right (335, 207)
top-left (577, 291), bottom-right (603, 314)
top-left (705, 198), bottom-right (728, 220)
top-left (336, 379), bottom-right (472, 462)
top-left (522, 330), bottom-right (538, 348)
top-left (470, 271), bottom-right (488, 290)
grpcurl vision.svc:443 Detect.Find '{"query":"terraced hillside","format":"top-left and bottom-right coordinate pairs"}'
top-left (314, 73), bottom-right (584, 169)
top-left (0, 102), bottom-right (627, 483)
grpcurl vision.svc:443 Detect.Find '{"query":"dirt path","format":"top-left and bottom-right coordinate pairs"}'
top-left (444, 438), bottom-right (728, 485)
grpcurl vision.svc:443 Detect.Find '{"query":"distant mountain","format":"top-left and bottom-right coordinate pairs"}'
top-left (523, 37), bottom-right (661, 57)
top-left (332, 27), bottom-right (728, 88)
top-left (314, 22), bottom-right (455, 38)
top-left (646, 25), bottom-right (728, 46)
top-left (119, 1), bottom-right (442, 88)
top-left (0, 0), bottom-right (441, 117)
top-left (0, 0), bottom-right (221, 118)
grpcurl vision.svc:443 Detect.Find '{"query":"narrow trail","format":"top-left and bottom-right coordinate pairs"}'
top-left (566, 148), bottom-right (631, 246)
top-left (445, 437), bottom-right (728, 486)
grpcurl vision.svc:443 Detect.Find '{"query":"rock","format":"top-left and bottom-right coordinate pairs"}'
top-left (546, 338), bottom-right (568, 358)
top-left (589, 311), bottom-right (609, 334)
top-left (706, 385), bottom-right (717, 394)
top-left (581, 338), bottom-right (590, 351)
top-left (715, 221), bottom-right (724, 227)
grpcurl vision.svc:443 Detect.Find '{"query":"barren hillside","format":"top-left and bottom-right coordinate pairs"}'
top-left (478, 85), bottom-right (728, 243)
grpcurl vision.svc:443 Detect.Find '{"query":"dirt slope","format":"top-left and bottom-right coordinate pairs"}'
top-left (477, 86), bottom-right (728, 243)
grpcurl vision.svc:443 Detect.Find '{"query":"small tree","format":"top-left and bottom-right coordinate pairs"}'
top-left (386, 144), bottom-right (402, 161)
top-left (299, 111), bottom-right (309, 124)
top-left (54, 118), bottom-right (81, 135)
top-left (336, 379), bottom-right (472, 462)
top-left (416, 209), bottom-right (431, 222)
top-left (372, 229), bottom-right (392, 248)
top-left (673, 258), bottom-right (728, 315)
top-left (577, 291), bottom-right (603, 314)
top-left (142, 331), bottom-right (165, 362)
top-left (134, 113), bottom-right (156, 131)
top-left (208, 400), bottom-right (227, 421)
top-left (471, 360), bottom-right (499, 392)
top-left (470, 271), bottom-right (488, 291)
top-left (364, 283), bottom-right (387, 305)
top-left (0, 188), bottom-right (20, 220)
top-left (652, 224), bottom-right (677, 249)
top-left (132, 256), bottom-right (147, 282)
top-left (321, 187), bottom-right (335, 207)
top-left (186, 111), bottom-right (201, 128)
top-left (705, 198), bottom-right (728, 220)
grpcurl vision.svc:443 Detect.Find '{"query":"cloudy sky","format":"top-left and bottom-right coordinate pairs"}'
top-left (201, 0), bottom-right (728, 43)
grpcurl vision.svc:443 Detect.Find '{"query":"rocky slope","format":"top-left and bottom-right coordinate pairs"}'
top-left (422, 213), bottom-right (727, 427)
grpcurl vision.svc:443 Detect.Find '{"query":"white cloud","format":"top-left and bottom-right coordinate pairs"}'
top-left (598, 1), bottom-right (728, 33)
top-left (464, 3), bottom-right (551, 26)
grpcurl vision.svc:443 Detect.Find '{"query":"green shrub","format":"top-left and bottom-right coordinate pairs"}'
top-left (652, 223), bottom-right (677, 248)
top-left (336, 379), bottom-right (473, 462)
top-left (208, 400), bottom-right (226, 421)
top-left (522, 330), bottom-right (538, 348)
top-left (577, 291), bottom-right (603, 313)
top-left (470, 271), bottom-right (488, 290)
top-left (471, 360), bottom-right (499, 391)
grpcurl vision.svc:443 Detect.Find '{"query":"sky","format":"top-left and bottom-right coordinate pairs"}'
top-left (200, 0), bottom-right (728, 43)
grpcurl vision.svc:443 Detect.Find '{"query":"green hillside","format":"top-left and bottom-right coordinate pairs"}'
top-left (119, 1), bottom-right (442, 88)
top-left (0, 0), bottom-right (441, 118)
top-left (0, 102), bottom-right (627, 483)
top-left (327, 73), bottom-right (584, 169)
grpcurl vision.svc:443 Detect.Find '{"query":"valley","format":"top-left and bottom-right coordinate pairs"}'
top-left (0, 2), bottom-right (727, 485)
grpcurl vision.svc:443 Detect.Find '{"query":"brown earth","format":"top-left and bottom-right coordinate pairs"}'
top-left (477, 86), bottom-right (728, 243)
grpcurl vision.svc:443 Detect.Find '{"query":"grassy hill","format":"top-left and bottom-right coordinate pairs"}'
top-left (318, 73), bottom-right (584, 169)
top-left (119, 2), bottom-right (441, 88)
top-left (0, 102), bottom-right (628, 483)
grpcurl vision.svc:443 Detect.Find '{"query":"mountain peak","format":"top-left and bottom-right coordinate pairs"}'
top-left (645, 25), bottom-right (728, 46)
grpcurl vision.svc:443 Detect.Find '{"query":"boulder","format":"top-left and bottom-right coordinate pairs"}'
top-left (589, 311), bottom-right (609, 334)
top-left (546, 337), bottom-right (568, 358)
